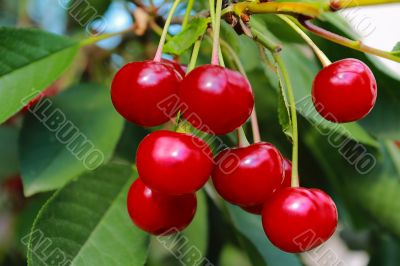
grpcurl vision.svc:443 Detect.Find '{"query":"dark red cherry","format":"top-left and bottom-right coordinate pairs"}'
top-left (241, 158), bottom-right (293, 215)
top-left (136, 130), bottom-right (213, 195)
top-left (241, 204), bottom-right (264, 215)
top-left (281, 158), bottom-right (292, 188)
top-left (312, 58), bottom-right (377, 123)
top-left (262, 187), bottom-right (338, 253)
top-left (111, 60), bottom-right (181, 127)
top-left (212, 142), bottom-right (284, 208)
top-left (161, 59), bottom-right (186, 78)
top-left (127, 178), bottom-right (196, 235)
top-left (179, 65), bottom-right (254, 135)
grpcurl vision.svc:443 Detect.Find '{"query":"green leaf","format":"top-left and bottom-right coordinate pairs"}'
top-left (0, 27), bottom-right (79, 123)
top-left (19, 84), bottom-right (124, 196)
top-left (0, 125), bottom-right (19, 181)
top-left (304, 127), bottom-right (400, 238)
top-left (226, 204), bottom-right (302, 266)
top-left (164, 18), bottom-right (209, 56)
top-left (391, 42), bottom-right (400, 57)
top-left (26, 163), bottom-right (149, 266)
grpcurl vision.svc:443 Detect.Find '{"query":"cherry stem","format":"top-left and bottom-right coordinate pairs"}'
top-left (80, 26), bottom-right (135, 46)
top-left (187, 38), bottom-right (203, 72)
top-left (219, 38), bottom-right (261, 143)
top-left (153, 0), bottom-right (182, 62)
top-left (210, 0), bottom-right (223, 65)
top-left (231, 0), bottom-right (400, 19)
top-left (237, 127), bottom-right (250, 147)
top-left (299, 18), bottom-right (400, 63)
top-left (278, 15), bottom-right (331, 67)
top-left (274, 54), bottom-right (299, 187)
top-left (251, 27), bottom-right (300, 187)
top-left (182, 0), bottom-right (194, 30)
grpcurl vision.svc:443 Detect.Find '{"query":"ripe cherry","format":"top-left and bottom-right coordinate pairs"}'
top-left (212, 142), bottom-right (284, 208)
top-left (241, 158), bottom-right (293, 215)
top-left (312, 58), bottom-right (377, 123)
top-left (281, 158), bottom-right (292, 188)
top-left (127, 178), bottom-right (196, 235)
top-left (179, 65), bottom-right (254, 135)
top-left (262, 187), bottom-right (338, 253)
top-left (136, 130), bottom-right (213, 195)
top-left (111, 60), bottom-right (181, 127)
top-left (161, 59), bottom-right (186, 78)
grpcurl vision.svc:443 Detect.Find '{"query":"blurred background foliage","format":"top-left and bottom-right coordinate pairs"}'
top-left (0, 0), bottom-right (399, 265)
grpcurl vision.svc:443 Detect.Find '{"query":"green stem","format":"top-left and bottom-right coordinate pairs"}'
top-left (278, 15), bottom-right (331, 67)
top-left (80, 26), bottom-right (134, 46)
top-left (232, 0), bottom-right (400, 19)
top-left (299, 18), bottom-right (400, 63)
top-left (211, 0), bottom-right (223, 65)
top-left (187, 38), bottom-right (203, 72)
top-left (153, 0), bottom-right (181, 62)
top-left (250, 27), bottom-right (299, 187)
top-left (274, 54), bottom-right (299, 187)
top-left (331, 0), bottom-right (400, 9)
top-left (237, 127), bottom-right (250, 147)
top-left (182, 0), bottom-right (195, 30)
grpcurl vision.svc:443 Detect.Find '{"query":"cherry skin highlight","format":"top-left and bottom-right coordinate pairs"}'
top-left (262, 187), bottom-right (338, 253)
top-left (212, 142), bottom-right (284, 208)
top-left (241, 158), bottom-right (293, 215)
top-left (136, 130), bottom-right (213, 195)
top-left (179, 65), bottom-right (254, 135)
top-left (111, 60), bottom-right (181, 127)
top-left (127, 178), bottom-right (196, 235)
top-left (312, 58), bottom-right (377, 123)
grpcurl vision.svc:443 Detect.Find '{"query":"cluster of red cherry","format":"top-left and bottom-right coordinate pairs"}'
top-left (110, 54), bottom-right (377, 252)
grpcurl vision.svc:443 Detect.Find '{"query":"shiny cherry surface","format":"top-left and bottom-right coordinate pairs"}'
top-left (179, 65), bottom-right (254, 135)
top-left (241, 158), bottom-right (293, 215)
top-left (111, 60), bottom-right (181, 127)
top-left (127, 178), bottom-right (196, 235)
top-left (136, 130), bottom-right (213, 195)
top-left (281, 158), bottom-right (292, 188)
top-left (312, 58), bottom-right (377, 123)
top-left (212, 142), bottom-right (284, 208)
top-left (262, 187), bottom-right (338, 253)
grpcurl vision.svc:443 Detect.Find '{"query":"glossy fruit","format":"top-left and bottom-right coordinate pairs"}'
top-left (161, 58), bottom-right (186, 78)
top-left (179, 65), bottom-right (254, 134)
top-left (241, 158), bottom-right (293, 215)
top-left (281, 158), bottom-right (292, 188)
top-left (212, 142), bottom-right (284, 208)
top-left (111, 60), bottom-right (181, 127)
top-left (262, 187), bottom-right (338, 253)
top-left (312, 58), bottom-right (377, 123)
top-left (127, 178), bottom-right (196, 235)
top-left (136, 130), bottom-right (213, 195)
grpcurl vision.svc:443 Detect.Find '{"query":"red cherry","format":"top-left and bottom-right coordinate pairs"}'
top-left (136, 130), bottom-right (213, 195)
top-left (262, 187), bottom-right (338, 253)
top-left (212, 142), bottom-right (284, 208)
top-left (312, 58), bottom-right (377, 123)
top-left (179, 65), bottom-right (254, 134)
top-left (111, 60), bottom-right (181, 127)
top-left (281, 158), bottom-right (292, 188)
top-left (241, 204), bottom-right (264, 215)
top-left (161, 59), bottom-right (186, 78)
top-left (127, 178), bottom-right (196, 235)
top-left (241, 158), bottom-right (293, 215)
